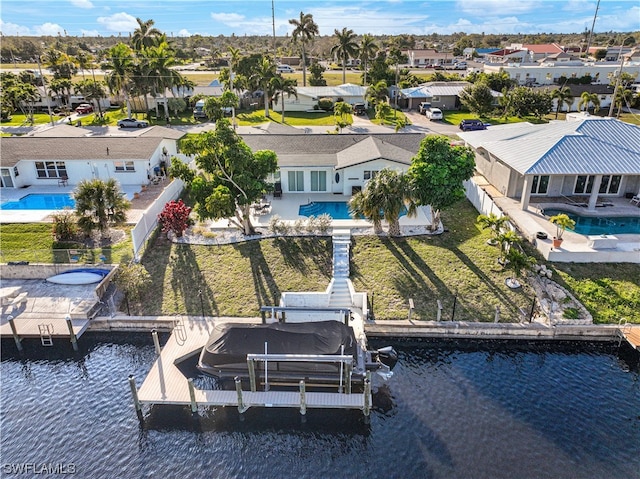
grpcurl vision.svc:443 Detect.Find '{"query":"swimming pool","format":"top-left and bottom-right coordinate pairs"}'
top-left (0, 193), bottom-right (75, 210)
top-left (299, 201), bottom-right (407, 220)
top-left (544, 208), bottom-right (640, 235)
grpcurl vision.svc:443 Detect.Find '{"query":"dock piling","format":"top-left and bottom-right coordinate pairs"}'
top-left (65, 316), bottom-right (78, 351)
top-left (128, 375), bottom-right (142, 413)
top-left (151, 329), bottom-right (161, 356)
top-left (494, 306), bottom-right (501, 323)
top-left (299, 380), bottom-right (307, 417)
top-left (408, 298), bottom-right (415, 321)
top-left (436, 300), bottom-right (443, 322)
top-left (363, 372), bottom-right (371, 422)
top-left (235, 376), bottom-right (248, 414)
top-left (187, 378), bottom-right (198, 414)
top-left (7, 316), bottom-right (23, 352)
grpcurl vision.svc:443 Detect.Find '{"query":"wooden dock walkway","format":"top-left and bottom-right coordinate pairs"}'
top-left (135, 317), bottom-right (369, 414)
top-left (620, 325), bottom-right (640, 350)
top-left (0, 314), bottom-right (90, 346)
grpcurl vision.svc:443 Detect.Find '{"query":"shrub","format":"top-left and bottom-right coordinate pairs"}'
top-left (317, 97), bottom-right (334, 111)
top-left (269, 215), bottom-right (290, 235)
top-left (158, 199), bottom-right (193, 237)
top-left (52, 209), bottom-right (77, 241)
top-left (316, 214), bottom-right (332, 235)
top-left (293, 219), bottom-right (306, 235)
top-left (306, 215), bottom-right (318, 233)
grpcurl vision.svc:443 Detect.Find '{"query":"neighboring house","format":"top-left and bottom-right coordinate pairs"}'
top-left (515, 43), bottom-right (565, 62)
top-left (404, 49), bottom-right (453, 67)
top-left (272, 84), bottom-right (368, 112)
top-left (458, 118), bottom-right (640, 211)
top-left (398, 81), bottom-right (501, 110)
top-left (241, 133), bottom-right (425, 196)
top-left (0, 126), bottom-right (184, 189)
top-left (482, 60), bottom-right (640, 86)
top-left (485, 48), bottom-right (528, 64)
top-left (538, 84), bottom-right (615, 112)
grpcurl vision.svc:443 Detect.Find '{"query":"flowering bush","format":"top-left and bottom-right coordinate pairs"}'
top-left (158, 199), bottom-right (192, 237)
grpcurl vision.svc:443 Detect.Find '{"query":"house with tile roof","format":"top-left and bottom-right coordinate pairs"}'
top-left (0, 126), bottom-right (185, 189)
top-left (458, 118), bottom-right (640, 211)
top-left (240, 133), bottom-right (424, 195)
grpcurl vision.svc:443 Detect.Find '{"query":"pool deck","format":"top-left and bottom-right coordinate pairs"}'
top-left (474, 178), bottom-right (640, 263)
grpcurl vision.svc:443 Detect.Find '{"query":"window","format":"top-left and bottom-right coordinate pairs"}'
top-left (598, 175), bottom-right (621, 194)
top-left (114, 161), bottom-right (135, 172)
top-left (431, 96), bottom-right (440, 102)
top-left (35, 161), bottom-right (67, 179)
top-left (13, 166), bottom-right (19, 177)
top-left (363, 170), bottom-right (379, 180)
top-left (530, 175), bottom-right (549, 194)
top-left (574, 175), bottom-right (594, 194)
top-left (288, 171), bottom-right (304, 191)
top-left (310, 171), bottom-right (327, 192)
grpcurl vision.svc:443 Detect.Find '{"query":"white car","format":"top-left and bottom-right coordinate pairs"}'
top-left (276, 65), bottom-right (295, 74)
top-left (117, 118), bottom-right (149, 128)
top-left (425, 107), bottom-right (443, 121)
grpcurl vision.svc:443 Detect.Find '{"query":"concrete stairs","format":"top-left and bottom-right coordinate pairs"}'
top-left (329, 229), bottom-right (353, 309)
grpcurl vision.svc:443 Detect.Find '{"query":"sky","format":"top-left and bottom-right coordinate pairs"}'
top-left (0, 0), bottom-right (638, 38)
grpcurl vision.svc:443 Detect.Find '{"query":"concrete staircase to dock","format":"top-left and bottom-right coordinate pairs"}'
top-left (328, 229), bottom-right (353, 309)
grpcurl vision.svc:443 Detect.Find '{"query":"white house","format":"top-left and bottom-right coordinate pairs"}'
top-left (272, 84), bottom-right (368, 112)
top-left (458, 118), bottom-right (640, 211)
top-left (538, 84), bottom-right (616, 113)
top-left (482, 60), bottom-right (640, 86)
top-left (0, 126), bottom-right (185, 189)
top-left (241, 133), bottom-right (425, 196)
top-left (398, 81), bottom-right (501, 110)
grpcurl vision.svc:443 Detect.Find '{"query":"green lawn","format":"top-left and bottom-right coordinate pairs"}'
top-left (0, 223), bottom-right (134, 265)
top-left (236, 110), bottom-right (339, 127)
top-left (136, 200), bottom-right (640, 323)
top-left (0, 113), bottom-right (58, 126)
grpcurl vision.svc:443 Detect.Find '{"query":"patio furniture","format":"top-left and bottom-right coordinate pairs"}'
top-left (58, 176), bottom-right (69, 187)
top-left (274, 182), bottom-right (282, 199)
top-left (630, 195), bottom-right (640, 206)
top-left (68, 249), bottom-right (82, 263)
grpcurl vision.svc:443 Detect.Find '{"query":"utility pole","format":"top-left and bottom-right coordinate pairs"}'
top-left (36, 56), bottom-right (55, 127)
top-left (585, 0), bottom-right (600, 57)
top-left (608, 42), bottom-right (626, 118)
top-left (272, 0), bottom-right (276, 58)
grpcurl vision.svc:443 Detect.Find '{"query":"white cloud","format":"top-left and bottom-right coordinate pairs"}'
top-left (456, 0), bottom-right (535, 16)
top-left (96, 12), bottom-right (138, 33)
top-left (0, 20), bottom-right (32, 36)
top-left (70, 0), bottom-right (94, 9)
top-left (81, 29), bottom-right (100, 36)
top-left (302, 6), bottom-right (430, 35)
top-left (210, 13), bottom-right (246, 23)
top-left (177, 29), bottom-right (191, 37)
top-left (34, 22), bottom-right (66, 36)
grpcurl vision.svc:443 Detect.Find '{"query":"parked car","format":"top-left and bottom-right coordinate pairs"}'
top-left (418, 102), bottom-right (431, 114)
top-left (117, 118), bottom-right (149, 128)
top-left (75, 103), bottom-right (93, 114)
top-left (425, 107), bottom-right (443, 120)
top-left (353, 103), bottom-right (366, 115)
top-left (454, 61), bottom-right (468, 70)
top-left (276, 65), bottom-right (295, 74)
top-left (459, 119), bottom-right (487, 131)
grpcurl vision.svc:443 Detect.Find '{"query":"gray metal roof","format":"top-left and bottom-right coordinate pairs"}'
top-left (296, 83), bottom-right (368, 98)
top-left (459, 118), bottom-right (640, 175)
top-left (0, 137), bottom-right (165, 168)
top-left (240, 133), bottom-right (424, 169)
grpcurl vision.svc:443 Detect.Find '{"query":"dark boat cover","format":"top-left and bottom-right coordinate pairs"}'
top-left (197, 321), bottom-right (357, 380)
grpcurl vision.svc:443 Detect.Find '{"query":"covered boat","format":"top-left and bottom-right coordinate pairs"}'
top-left (197, 320), bottom-right (396, 386)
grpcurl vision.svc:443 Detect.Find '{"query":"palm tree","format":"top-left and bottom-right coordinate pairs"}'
top-left (552, 86), bottom-right (573, 119)
top-left (131, 18), bottom-right (162, 51)
top-left (614, 88), bottom-right (634, 118)
top-left (103, 43), bottom-right (136, 117)
top-left (359, 34), bottom-right (379, 86)
top-left (331, 28), bottom-right (359, 84)
top-left (250, 57), bottom-right (276, 118)
top-left (366, 80), bottom-right (389, 106)
top-left (477, 213), bottom-right (509, 245)
top-left (496, 230), bottom-right (521, 265)
top-left (578, 91), bottom-right (600, 113)
top-left (143, 38), bottom-right (183, 122)
top-left (270, 75), bottom-right (298, 122)
top-left (74, 178), bottom-right (131, 236)
top-left (349, 168), bottom-right (415, 236)
top-left (289, 12), bottom-right (319, 87)
top-left (333, 101), bottom-right (353, 132)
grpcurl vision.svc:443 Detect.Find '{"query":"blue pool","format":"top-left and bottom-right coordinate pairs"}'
top-left (545, 208), bottom-right (640, 235)
top-left (299, 201), bottom-right (407, 220)
top-left (0, 193), bottom-right (75, 210)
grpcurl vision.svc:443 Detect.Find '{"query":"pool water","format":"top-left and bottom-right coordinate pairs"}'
top-left (544, 208), bottom-right (640, 235)
top-left (1, 335), bottom-right (638, 479)
top-left (299, 201), bottom-right (407, 220)
top-left (0, 193), bottom-right (75, 210)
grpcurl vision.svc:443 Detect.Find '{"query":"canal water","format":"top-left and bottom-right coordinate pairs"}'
top-left (1, 334), bottom-right (638, 479)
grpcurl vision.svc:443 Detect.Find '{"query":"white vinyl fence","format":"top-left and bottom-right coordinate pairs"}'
top-left (464, 179), bottom-right (505, 218)
top-left (131, 178), bottom-right (184, 260)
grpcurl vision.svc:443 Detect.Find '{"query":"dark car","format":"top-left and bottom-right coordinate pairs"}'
top-left (75, 103), bottom-right (93, 114)
top-left (353, 103), bottom-right (366, 115)
top-left (459, 119), bottom-right (487, 131)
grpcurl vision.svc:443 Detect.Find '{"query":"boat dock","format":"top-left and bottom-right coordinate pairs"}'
top-left (132, 317), bottom-right (372, 418)
top-left (619, 323), bottom-right (640, 350)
